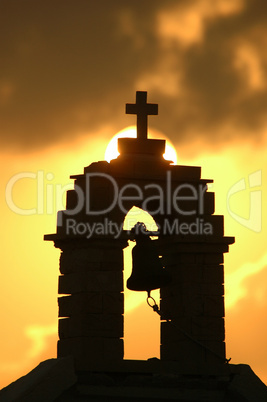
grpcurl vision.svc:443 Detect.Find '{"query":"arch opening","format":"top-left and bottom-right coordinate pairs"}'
top-left (123, 206), bottom-right (160, 360)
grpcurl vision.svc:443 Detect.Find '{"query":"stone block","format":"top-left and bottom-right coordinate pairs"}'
top-left (166, 265), bottom-right (224, 298)
top-left (83, 162), bottom-right (111, 176)
top-left (192, 316), bottom-right (225, 341)
top-left (58, 271), bottom-right (123, 294)
top-left (200, 244), bottom-right (229, 253)
top-left (199, 283), bottom-right (224, 296)
top-left (196, 253), bottom-right (223, 264)
top-left (89, 192), bottom-right (115, 216)
top-left (58, 294), bottom-right (102, 317)
top-left (103, 292), bottom-right (124, 314)
top-left (160, 318), bottom-right (192, 343)
top-left (57, 337), bottom-right (124, 366)
top-left (58, 314), bottom-right (123, 339)
top-left (108, 206), bottom-right (128, 225)
top-left (207, 215), bottom-right (224, 236)
top-left (160, 294), bottom-right (183, 319)
top-left (72, 176), bottom-right (86, 191)
top-left (134, 160), bottom-right (165, 179)
top-left (110, 156), bottom-right (135, 177)
top-left (204, 295), bottom-right (225, 317)
top-left (160, 242), bottom-right (229, 258)
top-left (100, 261), bottom-right (124, 271)
top-left (160, 339), bottom-right (205, 367)
top-left (180, 254), bottom-right (196, 263)
top-left (202, 264), bottom-right (224, 284)
top-left (171, 165), bottom-right (201, 180)
top-left (83, 160), bottom-right (111, 174)
top-left (204, 341), bottom-right (226, 366)
top-left (59, 247), bottom-right (123, 274)
top-left (183, 294), bottom-right (205, 316)
top-left (102, 248), bottom-right (125, 263)
top-left (160, 293), bottom-right (205, 318)
top-left (202, 191), bottom-right (215, 214)
top-left (66, 189), bottom-right (79, 210)
top-left (165, 264), bottom-right (202, 284)
top-left (204, 253), bottom-right (224, 264)
top-left (162, 280), bottom-right (224, 299)
top-left (60, 259), bottom-right (102, 274)
top-left (84, 172), bottom-right (116, 192)
top-left (186, 296), bottom-right (204, 316)
top-left (161, 338), bottom-right (226, 368)
top-left (118, 137), bottom-right (165, 156)
top-left (195, 254), bottom-right (205, 264)
top-left (167, 181), bottom-right (208, 213)
top-left (170, 199), bottom-right (203, 217)
top-left (58, 292), bottom-right (124, 317)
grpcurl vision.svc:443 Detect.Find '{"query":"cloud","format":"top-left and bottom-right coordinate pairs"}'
top-left (1, 0), bottom-right (267, 151)
top-left (157, 0), bottom-right (244, 47)
top-left (225, 252), bottom-right (267, 308)
top-left (158, 0), bottom-right (267, 142)
top-left (226, 265), bottom-right (267, 384)
top-left (0, 323), bottom-right (57, 389)
top-left (233, 43), bottom-right (266, 92)
top-left (24, 323), bottom-right (57, 359)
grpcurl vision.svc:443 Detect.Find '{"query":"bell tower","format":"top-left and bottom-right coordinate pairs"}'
top-left (45, 91), bottom-right (234, 374)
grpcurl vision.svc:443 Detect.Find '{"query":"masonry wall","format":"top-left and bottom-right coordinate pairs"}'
top-left (56, 239), bottom-right (126, 370)
top-left (159, 240), bottom-right (229, 370)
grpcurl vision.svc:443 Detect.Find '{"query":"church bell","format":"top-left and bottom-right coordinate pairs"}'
top-left (126, 224), bottom-right (171, 293)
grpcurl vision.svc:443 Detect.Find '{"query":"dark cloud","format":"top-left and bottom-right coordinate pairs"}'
top-left (179, 0), bottom-right (267, 134)
top-left (1, 0), bottom-right (267, 151)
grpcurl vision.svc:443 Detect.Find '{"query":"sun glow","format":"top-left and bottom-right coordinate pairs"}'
top-left (104, 126), bottom-right (178, 164)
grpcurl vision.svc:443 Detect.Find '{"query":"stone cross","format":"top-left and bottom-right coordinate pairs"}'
top-left (126, 91), bottom-right (158, 140)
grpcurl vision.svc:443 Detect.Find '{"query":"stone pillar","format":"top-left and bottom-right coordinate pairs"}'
top-left (56, 238), bottom-right (127, 371)
top-left (159, 238), bottom-right (232, 370)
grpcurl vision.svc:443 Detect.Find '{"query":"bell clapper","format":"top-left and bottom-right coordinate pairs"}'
top-left (146, 291), bottom-right (160, 314)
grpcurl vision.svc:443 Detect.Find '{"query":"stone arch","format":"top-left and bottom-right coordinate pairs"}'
top-left (46, 158), bottom-right (233, 370)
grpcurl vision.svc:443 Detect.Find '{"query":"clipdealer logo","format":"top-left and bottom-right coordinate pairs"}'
top-left (6, 169), bottom-right (262, 235)
top-left (227, 170), bottom-right (262, 233)
top-left (5, 171), bottom-right (207, 218)
top-left (5, 170), bottom-right (212, 236)
top-left (65, 216), bottom-right (213, 239)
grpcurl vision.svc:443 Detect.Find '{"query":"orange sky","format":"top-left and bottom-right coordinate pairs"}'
top-left (1, 0), bottom-right (267, 389)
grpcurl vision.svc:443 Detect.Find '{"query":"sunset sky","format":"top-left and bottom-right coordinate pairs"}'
top-left (1, 0), bottom-right (267, 388)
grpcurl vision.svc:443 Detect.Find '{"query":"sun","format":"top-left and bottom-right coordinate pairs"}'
top-left (105, 126), bottom-right (178, 164)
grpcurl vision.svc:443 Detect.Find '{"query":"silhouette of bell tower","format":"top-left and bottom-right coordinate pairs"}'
top-left (45, 91), bottom-right (234, 373)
